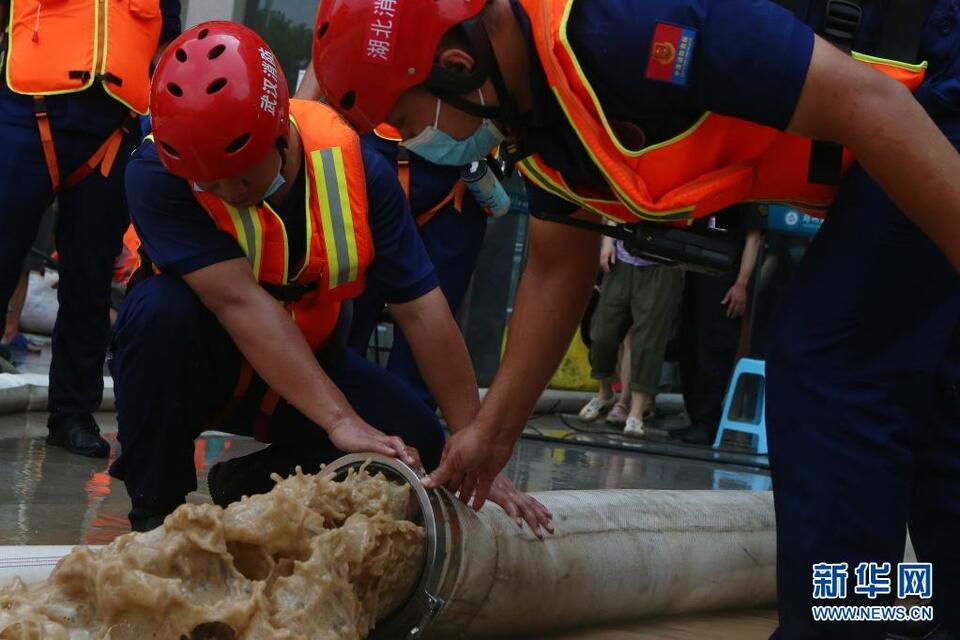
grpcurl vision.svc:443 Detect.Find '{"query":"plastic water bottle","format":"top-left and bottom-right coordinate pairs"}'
top-left (461, 161), bottom-right (511, 218)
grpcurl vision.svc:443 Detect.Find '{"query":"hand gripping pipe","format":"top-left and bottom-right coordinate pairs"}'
top-left (327, 454), bottom-right (778, 638)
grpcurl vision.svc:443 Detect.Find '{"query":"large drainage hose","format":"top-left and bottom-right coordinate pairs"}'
top-left (0, 454), bottom-right (778, 638)
top-left (326, 454), bottom-right (777, 638)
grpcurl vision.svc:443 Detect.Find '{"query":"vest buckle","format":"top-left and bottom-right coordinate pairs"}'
top-left (96, 72), bottom-right (123, 87)
top-left (823, 0), bottom-right (862, 46)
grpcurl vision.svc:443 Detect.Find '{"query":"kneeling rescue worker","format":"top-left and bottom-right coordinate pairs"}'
top-left (109, 22), bottom-right (551, 537)
top-left (312, 0), bottom-right (960, 637)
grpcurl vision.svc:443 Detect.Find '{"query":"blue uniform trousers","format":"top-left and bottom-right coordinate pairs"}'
top-left (0, 102), bottom-right (136, 418)
top-left (108, 274), bottom-right (445, 517)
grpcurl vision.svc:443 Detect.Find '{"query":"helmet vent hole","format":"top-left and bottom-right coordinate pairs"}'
top-left (198, 28), bottom-right (209, 40)
top-left (175, 48), bottom-right (188, 63)
top-left (225, 133), bottom-right (251, 154)
top-left (340, 91), bottom-right (356, 111)
top-left (316, 22), bottom-right (329, 40)
top-left (207, 78), bottom-right (228, 95)
top-left (159, 141), bottom-right (181, 158)
top-left (208, 44), bottom-right (226, 60)
top-left (167, 82), bottom-right (184, 97)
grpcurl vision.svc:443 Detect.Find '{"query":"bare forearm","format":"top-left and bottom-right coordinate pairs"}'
top-left (477, 215), bottom-right (601, 444)
top-left (295, 62), bottom-right (322, 101)
top-left (392, 288), bottom-right (480, 432)
top-left (196, 278), bottom-right (358, 432)
top-left (790, 37), bottom-right (960, 271)
top-left (736, 230), bottom-right (762, 287)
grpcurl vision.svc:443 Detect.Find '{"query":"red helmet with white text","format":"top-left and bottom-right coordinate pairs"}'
top-left (151, 22), bottom-right (290, 182)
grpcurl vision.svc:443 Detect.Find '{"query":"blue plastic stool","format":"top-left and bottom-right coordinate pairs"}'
top-left (713, 358), bottom-right (768, 454)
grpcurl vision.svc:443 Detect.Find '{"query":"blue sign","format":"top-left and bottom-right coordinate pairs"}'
top-left (767, 205), bottom-right (823, 238)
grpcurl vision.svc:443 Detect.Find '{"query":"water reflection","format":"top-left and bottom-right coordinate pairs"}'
top-left (0, 434), bottom-right (243, 546)
top-left (504, 438), bottom-right (770, 493)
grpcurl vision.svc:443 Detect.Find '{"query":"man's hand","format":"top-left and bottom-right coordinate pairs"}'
top-left (327, 415), bottom-right (423, 472)
top-left (422, 425), bottom-right (515, 511)
top-left (721, 281), bottom-right (747, 318)
top-left (599, 237), bottom-right (616, 273)
top-left (486, 474), bottom-right (554, 539)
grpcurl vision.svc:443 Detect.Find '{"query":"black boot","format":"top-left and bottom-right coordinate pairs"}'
top-left (208, 445), bottom-right (325, 508)
top-left (46, 413), bottom-right (111, 458)
top-left (681, 423), bottom-right (716, 446)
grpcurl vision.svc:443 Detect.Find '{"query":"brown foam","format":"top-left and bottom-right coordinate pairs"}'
top-left (0, 467), bottom-right (425, 639)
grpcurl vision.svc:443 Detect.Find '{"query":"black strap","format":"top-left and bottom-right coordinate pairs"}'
top-left (808, 140), bottom-right (845, 185)
top-left (822, 0), bottom-right (862, 52)
top-left (96, 72), bottom-right (123, 87)
top-left (260, 280), bottom-right (319, 304)
top-left (879, 0), bottom-right (936, 63)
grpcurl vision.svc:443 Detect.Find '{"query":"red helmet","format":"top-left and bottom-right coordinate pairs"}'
top-left (151, 22), bottom-right (290, 182)
top-left (312, 0), bottom-right (484, 133)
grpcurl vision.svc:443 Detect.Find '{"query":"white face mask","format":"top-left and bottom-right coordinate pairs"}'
top-left (401, 90), bottom-right (505, 167)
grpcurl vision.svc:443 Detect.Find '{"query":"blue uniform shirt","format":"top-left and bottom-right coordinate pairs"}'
top-left (510, 0), bottom-right (815, 216)
top-left (124, 138), bottom-right (439, 305)
top-left (0, 0), bottom-right (181, 136)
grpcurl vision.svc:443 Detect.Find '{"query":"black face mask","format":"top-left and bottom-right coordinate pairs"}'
top-left (422, 12), bottom-right (520, 129)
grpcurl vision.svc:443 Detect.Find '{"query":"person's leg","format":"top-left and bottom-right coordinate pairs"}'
top-left (48, 130), bottom-right (139, 431)
top-left (766, 163), bottom-right (960, 640)
top-left (626, 266), bottom-right (684, 431)
top-left (0, 121), bottom-right (57, 350)
top-left (208, 345), bottom-right (447, 506)
top-left (582, 262), bottom-right (633, 420)
top-left (909, 327), bottom-right (960, 634)
top-left (689, 272), bottom-right (741, 437)
top-left (676, 273), bottom-right (701, 431)
top-left (110, 275), bottom-right (241, 530)
top-left (384, 205), bottom-right (488, 407)
top-left (604, 336), bottom-right (634, 426)
top-left (2, 272), bottom-right (29, 344)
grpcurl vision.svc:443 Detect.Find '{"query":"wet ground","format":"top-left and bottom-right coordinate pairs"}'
top-left (0, 409), bottom-right (770, 546)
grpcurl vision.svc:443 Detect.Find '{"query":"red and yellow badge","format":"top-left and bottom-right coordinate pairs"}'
top-left (645, 22), bottom-right (697, 87)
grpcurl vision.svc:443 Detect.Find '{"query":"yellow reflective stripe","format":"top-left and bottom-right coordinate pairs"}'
top-left (331, 148), bottom-right (359, 285)
top-left (223, 204), bottom-right (263, 277)
top-left (851, 51), bottom-right (928, 73)
top-left (312, 147), bottom-right (359, 289)
top-left (312, 150), bottom-right (341, 288)
top-left (143, 133), bottom-right (154, 143)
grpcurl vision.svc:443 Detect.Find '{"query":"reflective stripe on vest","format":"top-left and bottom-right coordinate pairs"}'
top-left (5, 0), bottom-right (161, 114)
top-left (222, 203), bottom-right (271, 281)
top-left (312, 146), bottom-right (360, 289)
top-left (517, 0), bottom-right (927, 222)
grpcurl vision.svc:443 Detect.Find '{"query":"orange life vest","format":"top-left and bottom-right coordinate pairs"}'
top-left (373, 123), bottom-right (466, 227)
top-left (516, 0), bottom-right (928, 222)
top-left (193, 99), bottom-right (374, 353)
top-left (4, 0), bottom-right (162, 114)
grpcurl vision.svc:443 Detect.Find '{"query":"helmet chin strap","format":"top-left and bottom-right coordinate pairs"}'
top-left (423, 11), bottom-right (519, 128)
